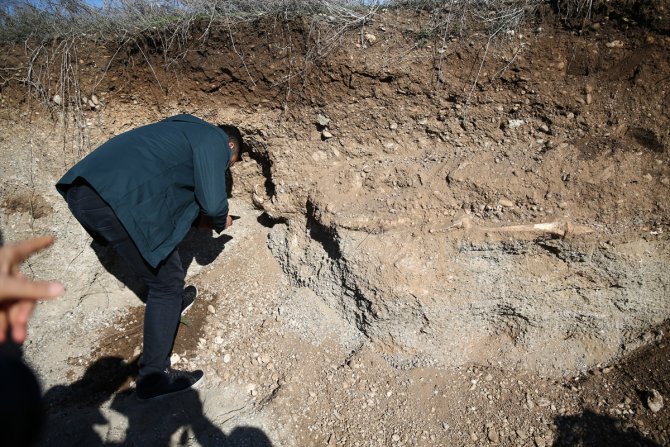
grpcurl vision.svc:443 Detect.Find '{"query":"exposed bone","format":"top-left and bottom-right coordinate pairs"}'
top-left (442, 216), bottom-right (593, 238)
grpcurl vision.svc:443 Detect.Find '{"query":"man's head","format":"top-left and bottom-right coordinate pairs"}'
top-left (218, 125), bottom-right (244, 166)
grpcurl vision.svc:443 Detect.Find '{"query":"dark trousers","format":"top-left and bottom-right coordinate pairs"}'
top-left (65, 181), bottom-right (184, 376)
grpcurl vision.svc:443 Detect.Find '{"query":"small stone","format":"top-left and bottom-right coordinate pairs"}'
top-left (91, 94), bottom-right (99, 105)
top-left (647, 389), bottom-right (664, 413)
top-left (391, 433), bottom-right (400, 442)
top-left (214, 336), bottom-right (224, 344)
top-left (364, 33), bottom-right (377, 44)
top-left (526, 393), bottom-right (535, 410)
top-left (643, 173), bottom-right (653, 181)
top-left (539, 123), bottom-right (550, 133)
top-left (487, 427), bottom-right (499, 443)
top-left (606, 40), bottom-right (624, 48)
top-left (586, 93), bottom-right (593, 105)
top-left (223, 353), bottom-right (232, 363)
top-left (469, 431), bottom-right (478, 442)
top-left (170, 353), bottom-right (181, 365)
top-left (208, 305), bottom-right (216, 314)
top-left (390, 122), bottom-right (398, 130)
top-left (52, 95), bottom-right (62, 105)
top-left (585, 84), bottom-right (593, 94)
top-left (499, 199), bottom-right (515, 208)
top-left (534, 435), bottom-right (546, 447)
top-left (661, 177), bottom-right (669, 186)
top-left (316, 114), bottom-right (330, 127)
top-left (507, 119), bottom-right (525, 129)
top-left (322, 129), bottom-right (333, 139)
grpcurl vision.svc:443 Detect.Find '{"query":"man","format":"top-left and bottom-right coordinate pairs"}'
top-left (56, 114), bottom-right (242, 400)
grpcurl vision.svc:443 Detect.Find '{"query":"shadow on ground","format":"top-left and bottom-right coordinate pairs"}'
top-left (553, 410), bottom-right (660, 446)
top-left (40, 356), bottom-right (273, 446)
top-left (91, 228), bottom-right (232, 302)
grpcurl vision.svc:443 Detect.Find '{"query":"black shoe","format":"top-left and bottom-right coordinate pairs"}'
top-left (136, 367), bottom-right (204, 401)
top-left (181, 285), bottom-right (197, 316)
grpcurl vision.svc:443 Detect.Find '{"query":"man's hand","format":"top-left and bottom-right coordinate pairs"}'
top-left (196, 214), bottom-right (212, 231)
top-left (0, 236), bottom-right (64, 344)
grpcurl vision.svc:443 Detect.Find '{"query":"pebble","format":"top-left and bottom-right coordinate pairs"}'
top-left (223, 353), bottom-right (232, 363)
top-left (390, 122), bottom-right (398, 130)
top-left (391, 433), bottom-right (400, 442)
top-left (487, 427), bottom-right (499, 443)
top-left (499, 199), bottom-right (515, 208)
top-left (526, 393), bottom-right (535, 409)
top-left (316, 114), bottom-right (330, 127)
top-left (170, 353), bottom-right (181, 365)
top-left (534, 435), bottom-right (546, 447)
top-left (364, 33), bottom-right (377, 44)
top-left (322, 129), bottom-right (333, 139)
top-left (53, 95), bottom-right (62, 105)
top-left (508, 119), bottom-right (524, 129)
top-left (647, 389), bottom-right (664, 413)
top-left (91, 94), bottom-right (99, 105)
top-left (538, 123), bottom-right (550, 133)
top-left (208, 305), bottom-right (216, 314)
top-left (214, 336), bottom-right (224, 344)
top-left (606, 40), bottom-right (624, 48)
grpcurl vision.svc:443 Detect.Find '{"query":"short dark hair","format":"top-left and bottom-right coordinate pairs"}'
top-left (218, 125), bottom-right (244, 156)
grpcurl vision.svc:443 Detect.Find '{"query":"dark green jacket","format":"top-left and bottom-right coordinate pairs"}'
top-left (57, 114), bottom-right (231, 267)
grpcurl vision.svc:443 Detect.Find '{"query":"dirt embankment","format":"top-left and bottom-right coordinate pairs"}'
top-left (1, 4), bottom-right (670, 446)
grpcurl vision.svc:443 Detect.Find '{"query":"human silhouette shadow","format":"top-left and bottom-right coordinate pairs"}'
top-left (90, 228), bottom-right (231, 303)
top-left (110, 388), bottom-right (273, 447)
top-left (39, 356), bottom-right (138, 446)
top-left (553, 410), bottom-right (661, 446)
top-left (39, 356), bottom-right (274, 446)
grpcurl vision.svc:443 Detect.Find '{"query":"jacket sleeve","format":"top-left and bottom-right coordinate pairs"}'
top-left (192, 132), bottom-right (230, 232)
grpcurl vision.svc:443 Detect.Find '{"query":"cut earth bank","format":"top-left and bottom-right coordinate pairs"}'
top-left (0, 6), bottom-right (669, 446)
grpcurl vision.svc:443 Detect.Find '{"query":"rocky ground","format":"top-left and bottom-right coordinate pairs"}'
top-left (1, 4), bottom-right (669, 446)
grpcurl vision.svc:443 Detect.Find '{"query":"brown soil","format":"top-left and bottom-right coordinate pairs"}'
top-left (1, 3), bottom-right (670, 446)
